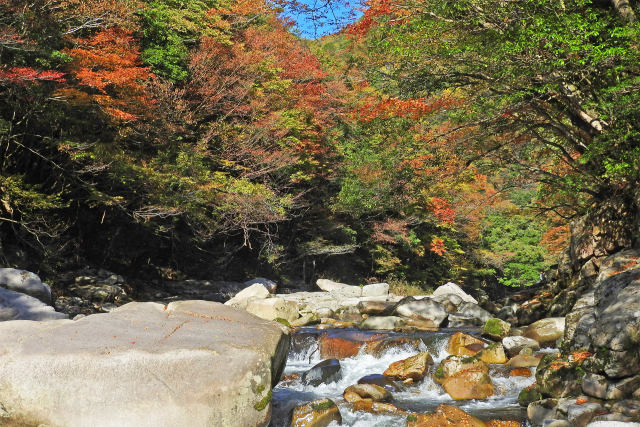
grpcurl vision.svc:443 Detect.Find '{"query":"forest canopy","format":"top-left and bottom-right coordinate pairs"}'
top-left (0, 0), bottom-right (638, 291)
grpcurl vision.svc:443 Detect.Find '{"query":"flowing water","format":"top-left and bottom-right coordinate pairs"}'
top-left (270, 327), bottom-right (537, 426)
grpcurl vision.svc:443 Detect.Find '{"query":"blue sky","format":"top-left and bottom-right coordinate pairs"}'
top-left (279, 0), bottom-right (364, 39)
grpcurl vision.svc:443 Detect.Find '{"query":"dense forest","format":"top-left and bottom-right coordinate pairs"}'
top-left (0, 0), bottom-right (638, 294)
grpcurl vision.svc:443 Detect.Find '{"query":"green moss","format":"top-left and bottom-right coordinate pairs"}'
top-left (274, 318), bottom-right (291, 327)
top-left (435, 366), bottom-right (445, 378)
top-left (407, 414), bottom-right (418, 422)
top-left (483, 318), bottom-right (507, 337)
top-left (255, 384), bottom-right (266, 395)
top-left (253, 390), bottom-right (272, 411)
top-left (311, 398), bottom-right (335, 412)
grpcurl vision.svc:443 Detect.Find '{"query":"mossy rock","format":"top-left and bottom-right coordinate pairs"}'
top-left (518, 383), bottom-right (542, 406)
top-left (482, 318), bottom-right (511, 340)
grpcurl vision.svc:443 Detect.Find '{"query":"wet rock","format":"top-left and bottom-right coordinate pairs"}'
top-left (291, 312), bottom-right (320, 327)
top-left (291, 398), bottom-right (342, 427)
top-left (441, 367), bottom-right (494, 400)
top-left (343, 383), bottom-right (391, 403)
top-left (483, 318), bottom-right (512, 341)
top-left (457, 301), bottom-right (493, 324)
top-left (364, 336), bottom-right (423, 357)
top-left (518, 383), bottom-right (543, 406)
top-left (524, 317), bottom-right (565, 347)
top-left (0, 301), bottom-right (290, 427)
top-left (406, 404), bottom-right (486, 427)
top-left (316, 278), bottom-right (361, 297)
top-left (528, 398), bottom-right (560, 426)
top-left (536, 353), bottom-right (585, 398)
top-left (393, 297), bottom-right (448, 326)
top-left (0, 287), bottom-right (68, 321)
top-left (432, 282), bottom-right (478, 304)
top-left (356, 300), bottom-right (395, 316)
top-left (357, 374), bottom-right (405, 392)
top-left (434, 355), bottom-right (489, 384)
top-left (318, 333), bottom-right (365, 359)
top-left (447, 332), bottom-right (487, 356)
top-left (383, 352), bottom-right (433, 381)
top-left (510, 368), bottom-right (532, 377)
top-left (351, 400), bottom-right (405, 415)
top-left (502, 336), bottom-right (540, 358)
top-left (399, 318), bottom-right (439, 332)
top-left (359, 315), bottom-right (406, 330)
top-left (302, 359), bottom-right (342, 386)
top-left (507, 354), bottom-right (542, 368)
top-left (224, 283), bottom-right (270, 309)
top-left (477, 343), bottom-right (508, 364)
top-left (246, 297), bottom-right (299, 323)
top-left (0, 268), bottom-right (51, 304)
top-left (361, 282), bottom-right (389, 297)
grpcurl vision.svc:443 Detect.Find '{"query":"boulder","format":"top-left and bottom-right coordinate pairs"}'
top-left (393, 297), bottom-right (448, 326)
top-left (302, 359), bottom-right (342, 386)
top-left (361, 282), bottom-right (389, 297)
top-left (581, 373), bottom-right (640, 400)
top-left (224, 283), bottom-right (270, 309)
top-left (383, 352), bottom-right (433, 381)
top-left (243, 277), bottom-right (277, 293)
top-left (506, 354), bottom-right (541, 368)
top-left (290, 312), bottom-right (320, 327)
top-left (357, 300), bottom-right (395, 315)
top-left (523, 317), bottom-right (565, 347)
top-left (482, 318), bottom-right (511, 341)
top-left (502, 336), bottom-right (540, 358)
top-left (246, 297), bottom-right (299, 323)
top-left (432, 282), bottom-right (478, 304)
top-left (316, 279), bottom-right (361, 297)
top-left (431, 293), bottom-right (464, 313)
top-left (351, 400), bottom-right (405, 415)
top-left (447, 332), bottom-right (487, 356)
top-left (536, 353), bottom-right (585, 398)
top-left (343, 383), bottom-right (391, 403)
top-left (291, 398), bottom-right (341, 427)
top-left (0, 286), bottom-right (67, 321)
top-left (406, 404), bottom-right (488, 427)
top-left (527, 399), bottom-right (560, 426)
top-left (0, 301), bottom-right (290, 427)
top-left (400, 318), bottom-right (439, 332)
top-left (318, 332), bottom-right (365, 359)
top-left (510, 368), bottom-right (532, 377)
top-left (456, 301), bottom-right (493, 324)
top-left (441, 368), bottom-right (494, 400)
top-left (359, 315), bottom-right (406, 330)
top-left (448, 313), bottom-right (481, 327)
top-left (0, 268), bottom-right (52, 304)
top-left (434, 355), bottom-right (488, 384)
top-left (357, 374), bottom-right (404, 392)
top-left (477, 343), bottom-right (508, 364)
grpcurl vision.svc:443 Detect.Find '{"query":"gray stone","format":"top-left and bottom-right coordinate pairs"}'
top-left (0, 268), bottom-right (51, 304)
top-left (393, 297), bottom-right (448, 326)
top-left (224, 282), bottom-right (270, 309)
top-left (357, 300), bottom-right (395, 315)
top-left (0, 287), bottom-right (67, 321)
top-left (0, 300), bottom-right (290, 427)
top-left (502, 335), bottom-right (541, 358)
top-left (542, 420), bottom-right (571, 427)
top-left (243, 277), bottom-right (277, 293)
top-left (447, 313), bottom-right (480, 327)
top-left (456, 301), bottom-right (492, 324)
top-left (528, 399), bottom-right (560, 426)
top-left (361, 282), bottom-right (389, 297)
top-left (567, 402), bottom-right (605, 427)
top-left (359, 316), bottom-right (406, 330)
top-left (316, 279), bottom-right (362, 297)
top-left (302, 359), bottom-right (341, 386)
top-left (582, 373), bottom-right (640, 400)
top-left (524, 317), bottom-right (565, 347)
top-left (246, 297), bottom-right (299, 323)
top-left (290, 312), bottom-right (320, 327)
top-left (432, 282), bottom-right (478, 304)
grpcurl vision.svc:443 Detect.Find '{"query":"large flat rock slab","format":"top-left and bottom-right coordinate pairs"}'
top-left (0, 300), bottom-right (290, 427)
top-left (0, 287), bottom-right (67, 321)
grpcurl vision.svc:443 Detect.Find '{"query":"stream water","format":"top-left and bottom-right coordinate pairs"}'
top-left (270, 327), bottom-right (538, 426)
